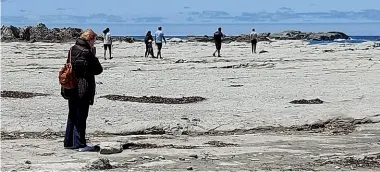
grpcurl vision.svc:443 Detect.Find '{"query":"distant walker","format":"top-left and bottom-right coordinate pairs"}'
top-left (213, 27), bottom-right (226, 57)
top-left (155, 26), bottom-right (167, 59)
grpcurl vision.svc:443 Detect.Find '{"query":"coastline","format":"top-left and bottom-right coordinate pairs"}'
top-left (1, 23), bottom-right (353, 43)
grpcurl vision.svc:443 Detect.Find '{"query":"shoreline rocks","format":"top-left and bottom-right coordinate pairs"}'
top-left (1, 23), bottom-right (83, 43)
top-left (1, 23), bottom-right (350, 43)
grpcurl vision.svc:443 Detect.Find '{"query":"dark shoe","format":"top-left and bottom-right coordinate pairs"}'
top-left (212, 53), bottom-right (216, 57)
top-left (218, 55), bottom-right (221, 57)
top-left (104, 58), bottom-right (107, 60)
top-left (110, 57), bottom-right (113, 60)
top-left (77, 146), bottom-right (97, 152)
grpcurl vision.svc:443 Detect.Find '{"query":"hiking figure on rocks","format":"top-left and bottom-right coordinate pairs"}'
top-left (213, 27), bottom-right (225, 57)
top-left (155, 26), bottom-right (166, 59)
top-left (145, 31), bottom-right (155, 58)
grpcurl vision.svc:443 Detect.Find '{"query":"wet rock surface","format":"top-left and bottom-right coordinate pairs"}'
top-left (100, 95), bottom-right (206, 104)
top-left (290, 98), bottom-right (324, 104)
top-left (1, 90), bottom-right (49, 99)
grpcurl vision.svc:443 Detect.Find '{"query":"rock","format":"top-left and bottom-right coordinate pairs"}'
top-left (189, 154), bottom-right (198, 159)
top-left (142, 156), bottom-right (151, 160)
top-left (1, 23), bottom-right (83, 43)
top-left (25, 160), bottom-right (31, 164)
top-left (86, 158), bottom-right (112, 170)
top-left (126, 158), bottom-right (137, 162)
top-left (187, 166), bottom-right (194, 170)
top-left (99, 142), bottom-right (123, 155)
top-left (169, 38), bottom-right (183, 43)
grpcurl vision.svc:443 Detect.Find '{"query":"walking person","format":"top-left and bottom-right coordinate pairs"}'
top-left (144, 31), bottom-right (155, 58)
top-left (154, 26), bottom-right (166, 59)
top-left (63, 29), bottom-right (103, 151)
top-left (103, 28), bottom-right (112, 60)
top-left (213, 27), bottom-right (225, 57)
top-left (250, 28), bottom-right (258, 53)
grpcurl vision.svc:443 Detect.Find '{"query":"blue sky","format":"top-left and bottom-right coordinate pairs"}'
top-left (2, 0), bottom-right (380, 35)
top-left (2, 0), bottom-right (380, 16)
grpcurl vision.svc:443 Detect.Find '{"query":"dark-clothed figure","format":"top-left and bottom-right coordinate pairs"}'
top-left (144, 31), bottom-right (155, 58)
top-left (63, 29), bottom-right (103, 152)
top-left (213, 27), bottom-right (225, 57)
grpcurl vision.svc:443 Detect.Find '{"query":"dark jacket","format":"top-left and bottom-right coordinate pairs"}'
top-left (67, 38), bottom-right (103, 105)
top-left (214, 31), bottom-right (224, 43)
top-left (144, 35), bottom-right (153, 44)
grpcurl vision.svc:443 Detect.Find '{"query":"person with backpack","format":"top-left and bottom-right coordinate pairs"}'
top-left (213, 27), bottom-right (226, 57)
top-left (103, 28), bottom-right (112, 60)
top-left (60, 29), bottom-right (103, 152)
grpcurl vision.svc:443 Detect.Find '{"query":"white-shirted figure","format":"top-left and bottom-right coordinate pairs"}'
top-left (250, 28), bottom-right (258, 54)
top-left (103, 28), bottom-right (112, 60)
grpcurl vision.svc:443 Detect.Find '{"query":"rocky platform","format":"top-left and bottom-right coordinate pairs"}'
top-left (1, 23), bottom-right (350, 43)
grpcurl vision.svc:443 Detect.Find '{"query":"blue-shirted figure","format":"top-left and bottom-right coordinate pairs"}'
top-left (154, 26), bottom-right (166, 59)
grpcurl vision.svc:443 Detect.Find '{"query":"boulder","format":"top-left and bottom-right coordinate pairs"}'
top-left (1, 23), bottom-right (83, 43)
top-left (99, 142), bottom-right (123, 154)
top-left (85, 158), bottom-right (112, 170)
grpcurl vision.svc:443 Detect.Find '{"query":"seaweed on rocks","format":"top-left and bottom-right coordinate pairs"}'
top-left (100, 95), bottom-right (206, 104)
top-left (316, 153), bottom-right (380, 169)
top-left (204, 140), bottom-right (238, 147)
top-left (1, 90), bottom-right (49, 99)
top-left (290, 98), bottom-right (324, 104)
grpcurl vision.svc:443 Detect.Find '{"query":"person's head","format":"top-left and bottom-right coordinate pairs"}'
top-left (218, 27), bottom-right (222, 32)
top-left (103, 28), bottom-right (110, 34)
top-left (146, 31), bottom-right (151, 36)
top-left (252, 28), bottom-right (255, 32)
top-left (158, 26), bottom-right (162, 31)
top-left (80, 29), bottom-right (97, 47)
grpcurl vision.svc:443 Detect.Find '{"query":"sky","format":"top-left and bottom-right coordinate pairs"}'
top-left (2, 0), bottom-right (380, 35)
top-left (2, 0), bottom-right (380, 16)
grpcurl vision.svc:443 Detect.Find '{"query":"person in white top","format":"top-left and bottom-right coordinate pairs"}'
top-left (250, 28), bottom-right (258, 54)
top-left (103, 28), bottom-right (112, 60)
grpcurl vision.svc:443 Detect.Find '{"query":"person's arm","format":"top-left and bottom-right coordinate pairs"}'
top-left (154, 33), bottom-right (157, 42)
top-left (85, 51), bottom-right (103, 75)
top-left (92, 56), bottom-right (103, 75)
top-left (163, 33), bottom-right (166, 44)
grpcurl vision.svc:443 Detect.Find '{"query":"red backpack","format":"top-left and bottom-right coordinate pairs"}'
top-left (59, 48), bottom-right (77, 89)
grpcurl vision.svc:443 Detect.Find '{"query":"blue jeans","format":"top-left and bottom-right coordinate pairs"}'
top-left (64, 97), bottom-right (90, 148)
